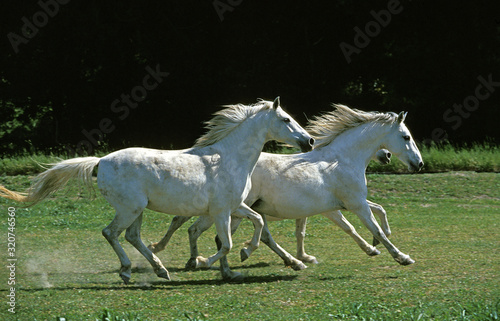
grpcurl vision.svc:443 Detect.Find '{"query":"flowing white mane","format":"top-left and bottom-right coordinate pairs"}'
top-left (194, 100), bottom-right (273, 147)
top-left (307, 104), bottom-right (398, 149)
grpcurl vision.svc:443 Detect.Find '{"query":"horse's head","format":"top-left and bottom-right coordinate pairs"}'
top-left (383, 112), bottom-right (423, 172)
top-left (266, 97), bottom-right (314, 152)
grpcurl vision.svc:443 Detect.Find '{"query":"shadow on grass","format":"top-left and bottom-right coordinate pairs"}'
top-left (15, 273), bottom-right (298, 293)
top-left (12, 261), bottom-right (296, 292)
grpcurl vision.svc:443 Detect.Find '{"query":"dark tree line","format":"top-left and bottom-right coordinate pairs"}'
top-left (1, 0), bottom-right (499, 156)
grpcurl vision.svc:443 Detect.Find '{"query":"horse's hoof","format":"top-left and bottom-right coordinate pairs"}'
top-left (148, 242), bottom-right (159, 253)
top-left (156, 268), bottom-right (170, 280)
top-left (195, 256), bottom-right (209, 269)
top-left (368, 248), bottom-right (381, 256)
top-left (290, 260), bottom-right (308, 271)
top-left (240, 248), bottom-right (251, 262)
top-left (299, 255), bottom-right (318, 264)
top-left (185, 258), bottom-right (197, 270)
top-left (120, 274), bottom-right (131, 285)
top-left (395, 254), bottom-right (415, 266)
top-left (372, 237), bottom-right (380, 247)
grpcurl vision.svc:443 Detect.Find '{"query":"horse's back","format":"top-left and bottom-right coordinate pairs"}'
top-left (249, 152), bottom-right (342, 217)
top-left (97, 147), bottom-right (211, 215)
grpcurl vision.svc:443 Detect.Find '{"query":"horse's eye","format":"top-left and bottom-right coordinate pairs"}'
top-left (403, 135), bottom-right (410, 141)
top-left (283, 118), bottom-right (291, 123)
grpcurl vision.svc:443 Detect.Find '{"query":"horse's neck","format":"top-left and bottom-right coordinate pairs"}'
top-left (322, 123), bottom-right (389, 168)
top-left (212, 116), bottom-right (268, 176)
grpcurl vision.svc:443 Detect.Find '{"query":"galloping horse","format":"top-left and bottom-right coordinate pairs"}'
top-left (149, 149), bottom-right (392, 268)
top-left (0, 98), bottom-right (314, 283)
top-left (150, 104), bottom-right (423, 279)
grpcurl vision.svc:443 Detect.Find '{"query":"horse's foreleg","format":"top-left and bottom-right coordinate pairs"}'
top-left (367, 200), bottom-right (391, 247)
top-left (322, 211), bottom-right (380, 256)
top-left (350, 202), bottom-right (414, 265)
top-left (218, 216), bottom-right (244, 280)
top-left (125, 213), bottom-right (170, 281)
top-left (148, 216), bottom-right (191, 253)
top-left (195, 213), bottom-right (232, 269)
top-left (232, 204), bottom-right (264, 262)
top-left (185, 216), bottom-right (215, 269)
top-left (295, 218), bottom-right (318, 264)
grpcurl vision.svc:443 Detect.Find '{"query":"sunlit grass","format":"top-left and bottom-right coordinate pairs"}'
top-left (0, 172), bottom-right (498, 320)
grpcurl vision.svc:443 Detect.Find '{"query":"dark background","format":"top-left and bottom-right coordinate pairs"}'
top-left (1, 0), bottom-right (499, 156)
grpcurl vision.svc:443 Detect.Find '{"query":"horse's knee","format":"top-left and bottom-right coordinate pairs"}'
top-left (124, 232), bottom-right (135, 244)
top-left (260, 232), bottom-right (271, 244)
top-left (219, 243), bottom-right (231, 255)
top-left (102, 227), bottom-right (114, 241)
top-left (252, 216), bottom-right (264, 230)
top-left (125, 228), bottom-right (140, 244)
top-left (372, 230), bottom-right (385, 242)
top-left (296, 225), bottom-right (307, 240)
top-left (188, 225), bottom-right (196, 235)
top-left (339, 224), bottom-right (356, 235)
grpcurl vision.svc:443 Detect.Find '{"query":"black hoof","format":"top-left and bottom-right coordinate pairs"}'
top-left (120, 275), bottom-right (130, 285)
top-left (185, 258), bottom-right (197, 270)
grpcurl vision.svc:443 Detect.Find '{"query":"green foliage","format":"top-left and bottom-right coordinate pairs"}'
top-left (97, 309), bottom-right (143, 321)
top-left (0, 143), bottom-right (498, 176)
top-left (367, 142), bottom-right (499, 173)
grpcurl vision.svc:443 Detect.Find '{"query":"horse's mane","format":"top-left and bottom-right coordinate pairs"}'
top-left (194, 100), bottom-right (273, 147)
top-left (306, 104), bottom-right (398, 149)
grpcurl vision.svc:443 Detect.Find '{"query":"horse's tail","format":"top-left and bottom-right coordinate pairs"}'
top-left (0, 157), bottom-right (101, 206)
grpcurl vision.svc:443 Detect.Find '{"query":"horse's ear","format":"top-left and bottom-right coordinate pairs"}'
top-left (397, 111), bottom-right (407, 123)
top-left (273, 96), bottom-right (280, 109)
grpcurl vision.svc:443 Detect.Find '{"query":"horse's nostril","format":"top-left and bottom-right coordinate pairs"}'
top-left (387, 152), bottom-right (392, 159)
top-left (309, 137), bottom-right (315, 146)
top-left (419, 162), bottom-right (424, 168)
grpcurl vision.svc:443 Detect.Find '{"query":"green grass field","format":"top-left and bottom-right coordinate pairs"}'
top-left (0, 171), bottom-right (498, 320)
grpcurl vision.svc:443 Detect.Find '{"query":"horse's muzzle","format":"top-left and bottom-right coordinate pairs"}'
top-left (299, 137), bottom-right (315, 152)
top-left (409, 161), bottom-right (424, 172)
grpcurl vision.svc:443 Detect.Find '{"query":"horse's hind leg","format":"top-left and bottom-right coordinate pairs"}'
top-left (148, 216), bottom-right (191, 253)
top-left (367, 200), bottom-right (391, 247)
top-left (125, 213), bottom-right (170, 281)
top-left (295, 218), bottom-right (319, 264)
top-left (102, 214), bottom-right (134, 284)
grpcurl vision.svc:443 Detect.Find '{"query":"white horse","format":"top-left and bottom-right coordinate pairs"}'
top-left (150, 104), bottom-right (423, 279)
top-left (0, 98), bottom-right (314, 283)
top-left (149, 149), bottom-right (392, 267)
